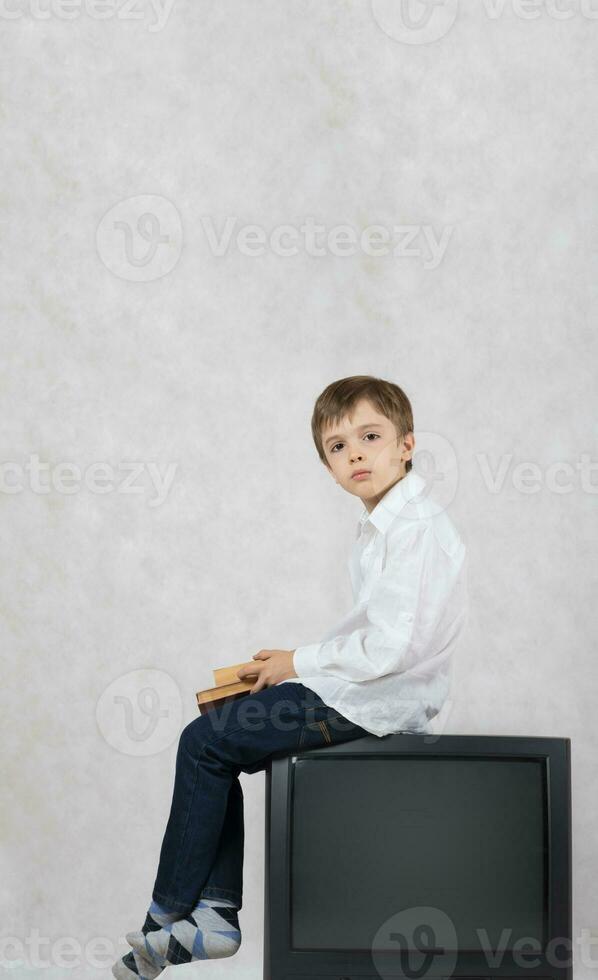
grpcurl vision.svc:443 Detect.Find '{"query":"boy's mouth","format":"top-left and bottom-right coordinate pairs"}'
top-left (352, 469), bottom-right (371, 480)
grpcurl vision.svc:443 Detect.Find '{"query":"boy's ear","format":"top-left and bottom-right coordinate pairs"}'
top-left (401, 430), bottom-right (415, 462)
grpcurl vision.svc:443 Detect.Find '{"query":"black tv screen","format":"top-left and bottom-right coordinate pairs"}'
top-left (291, 756), bottom-right (547, 952)
top-left (265, 734), bottom-right (571, 980)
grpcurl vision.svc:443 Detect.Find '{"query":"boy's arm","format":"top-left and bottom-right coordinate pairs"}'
top-left (292, 521), bottom-right (465, 684)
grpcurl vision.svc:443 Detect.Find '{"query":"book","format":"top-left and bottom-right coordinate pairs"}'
top-left (212, 661), bottom-right (257, 687)
top-left (196, 660), bottom-right (259, 715)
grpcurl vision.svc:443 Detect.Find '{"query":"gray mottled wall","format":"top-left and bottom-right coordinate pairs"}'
top-left (1, 1), bottom-right (596, 977)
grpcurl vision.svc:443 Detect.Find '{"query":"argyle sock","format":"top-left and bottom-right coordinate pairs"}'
top-left (112, 899), bottom-right (183, 980)
top-left (124, 898), bottom-right (182, 948)
top-left (111, 947), bottom-right (163, 980)
top-left (127, 896), bottom-right (241, 966)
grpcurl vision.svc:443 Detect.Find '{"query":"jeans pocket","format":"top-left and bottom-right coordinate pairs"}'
top-left (298, 717), bottom-right (332, 749)
top-left (298, 706), bottom-right (367, 749)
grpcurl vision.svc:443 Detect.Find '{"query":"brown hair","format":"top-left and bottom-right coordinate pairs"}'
top-left (311, 375), bottom-right (413, 473)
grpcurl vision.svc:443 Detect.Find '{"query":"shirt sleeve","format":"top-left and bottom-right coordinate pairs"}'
top-left (292, 521), bottom-right (444, 683)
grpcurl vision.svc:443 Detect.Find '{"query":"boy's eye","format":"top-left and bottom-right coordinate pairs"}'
top-left (330, 433), bottom-right (379, 453)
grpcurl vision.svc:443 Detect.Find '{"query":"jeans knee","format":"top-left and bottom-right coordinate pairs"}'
top-left (179, 715), bottom-right (210, 753)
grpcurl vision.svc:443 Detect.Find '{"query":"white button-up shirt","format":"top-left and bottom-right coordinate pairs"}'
top-left (283, 469), bottom-right (468, 737)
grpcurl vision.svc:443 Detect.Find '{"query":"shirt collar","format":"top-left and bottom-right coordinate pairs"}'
top-left (357, 469), bottom-right (427, 536)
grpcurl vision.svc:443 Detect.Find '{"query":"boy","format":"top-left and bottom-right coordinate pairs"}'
top-left (113, 375), bottom-right (468, 979)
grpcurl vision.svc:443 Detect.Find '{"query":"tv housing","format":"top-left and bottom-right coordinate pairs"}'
top-left (263, 732), bottom-right (572, 980)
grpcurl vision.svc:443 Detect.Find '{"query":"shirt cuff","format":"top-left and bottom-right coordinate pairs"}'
top-left (292, 643), bottom-right (323, 678)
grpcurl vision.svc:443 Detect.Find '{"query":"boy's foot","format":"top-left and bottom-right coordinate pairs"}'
top-left (125, 898), bottom-right (182, 948)
top-left (127, 897), bottom-right (241, 966)
top-left (113, 898), bottom-right (182, 979)
top-left (111, 947), bottom-right (163, 979)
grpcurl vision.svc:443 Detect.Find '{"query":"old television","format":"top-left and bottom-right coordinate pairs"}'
top-left (263, 733), bottom-right (572, 980)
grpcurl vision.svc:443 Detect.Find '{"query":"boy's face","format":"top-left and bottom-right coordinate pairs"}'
top-left (320, 397), bottom-right (415, 512)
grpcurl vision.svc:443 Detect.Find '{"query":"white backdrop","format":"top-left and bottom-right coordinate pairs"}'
top-left (1, 2), bottom-right (596, 978)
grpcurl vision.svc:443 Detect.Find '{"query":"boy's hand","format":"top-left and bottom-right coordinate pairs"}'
top-left (237, 649), bottom-right (297, 694)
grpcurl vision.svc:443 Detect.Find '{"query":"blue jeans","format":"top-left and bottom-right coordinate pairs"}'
top-left (151, 682), bottom-right (370, 912)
